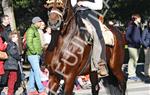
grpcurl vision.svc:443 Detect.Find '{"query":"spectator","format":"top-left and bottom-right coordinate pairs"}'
top-left (40, 65), bottom-right (49, 92)
top-left (4, 31), bottom-right (21, 95)
top-left (43, 26), bottom-right (52, 49)
top-left (26, 16), bottom-right (47, 95)
top-left (0, 34), bottom-right (7, 84)
top-left (38, 21), bottom-right (46, 65)
top-left (0, 15), bottom-right (11, 42)
top-left (77, 75), bottom-right (91, 89)
top-left (126, 14), bottom-right (142, 81)
top-left (38, 21), bottom-right (46, 49)
top-left (74, 78), bottom-right (82, 90)
top-left (141, 19), bottom-right (150, 77)
top-left (0, 15), bottom-right (11, 93)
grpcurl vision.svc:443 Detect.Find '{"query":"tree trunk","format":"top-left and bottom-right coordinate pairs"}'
top-left (2, 0), bottom-right (23, 54)
top-left (2, 0), bottom-right (16, 30)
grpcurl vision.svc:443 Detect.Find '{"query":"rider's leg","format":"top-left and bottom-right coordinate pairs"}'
top-left (99, 38), bottom-right (109, 76)
top-left (86, 10), bottom-right (108, 76)
top-left (90, 27), bottom-right (108, 76)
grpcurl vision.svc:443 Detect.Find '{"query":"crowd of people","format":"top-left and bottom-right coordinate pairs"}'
top-left (126, 14), bottom-right (150, 81)
top-left (0, 15), bottom-right (51, 95)
top-left (75, 13), bottom-right (150, 90)
top-left (0, 1), bottom-right (150, 95)
top-left (0, 0), bottom-right (109, 94)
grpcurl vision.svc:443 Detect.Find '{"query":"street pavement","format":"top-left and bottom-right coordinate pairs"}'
top-left (14, 63), bottom-right (150, 95)
top-left (74, 79), bottom-right (150, 95)
top-left (74, 63), bottom-right (150, 95)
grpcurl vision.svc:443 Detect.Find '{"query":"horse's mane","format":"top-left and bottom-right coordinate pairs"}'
top-left (47, 30), bottom-right (61, 51)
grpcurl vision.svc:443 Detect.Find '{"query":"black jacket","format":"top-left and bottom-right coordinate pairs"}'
top-left (4, 41), bottom-right (21, 70)
top-left (0, 24), bottom-right (11, 42)
top-left (126, 22), bottom-right (142, 48)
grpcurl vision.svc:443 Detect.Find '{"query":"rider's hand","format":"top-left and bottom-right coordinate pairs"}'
top-left (77, 1), bottom-right (82, 6)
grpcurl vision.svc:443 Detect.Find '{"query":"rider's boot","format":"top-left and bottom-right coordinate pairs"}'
top-left (97, 60), bottom-right (109, 77)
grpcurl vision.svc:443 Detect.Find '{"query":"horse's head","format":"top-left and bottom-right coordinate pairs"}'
top-left (44, 0), bottom-right (92, 76)
top-left (45, 0), bottom-right (73, 30)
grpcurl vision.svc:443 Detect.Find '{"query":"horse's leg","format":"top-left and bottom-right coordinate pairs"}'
top-left (109, 46), bottom-right (126, 95)
top-left (109, 64), bottom-right (126, 95)
top-left (90, 71), bottom-right (100, 95)
top-left (112, 69), bottom-right (126, 94)
top-left (63, 76), bottom-right (75, 95)
top-left (48, 75), bottom-right (60, 95)
top-left (110, 55), bottom-right (126, 81)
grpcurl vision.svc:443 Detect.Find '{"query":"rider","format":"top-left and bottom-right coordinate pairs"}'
top-left (71, 0), bottom-right (108, 76)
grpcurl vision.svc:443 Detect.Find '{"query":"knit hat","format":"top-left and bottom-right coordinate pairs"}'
top-left (32, 16), bottom-right (42, 24)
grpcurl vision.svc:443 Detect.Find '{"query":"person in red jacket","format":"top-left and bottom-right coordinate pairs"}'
top-left (0, 34), bottom-right (7, 81)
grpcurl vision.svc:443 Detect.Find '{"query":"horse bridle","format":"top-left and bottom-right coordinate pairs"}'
top-left (48, 0), bottom-right (69, 30)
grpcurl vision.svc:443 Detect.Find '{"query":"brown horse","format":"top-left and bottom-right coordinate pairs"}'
top-left (44, 0), bottom-right (126, 95)
top-left (103, 25), bottom-right (127, 95)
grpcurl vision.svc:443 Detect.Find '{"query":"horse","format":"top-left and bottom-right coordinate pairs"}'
top-left (44, 0), bottom-right (126, 95)
top-left (103, 24), bottom-right (127, 95)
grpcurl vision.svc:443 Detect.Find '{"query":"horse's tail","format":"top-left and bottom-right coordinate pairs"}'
top-left (102, 69), bottom-right (126, 95)
top-left (102, 26), bottom-right (127, 95)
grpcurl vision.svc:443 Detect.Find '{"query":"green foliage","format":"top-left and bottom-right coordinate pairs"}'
top-left (13, 0), bottom-right (31, 8)
top-left (106, 0), bottom-right (150, 24)
top-left (13, 0), bottom-right (47, 35)
top-left (10, 0), bottom-right (150, 34)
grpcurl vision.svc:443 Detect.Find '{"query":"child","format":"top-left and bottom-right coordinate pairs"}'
top-left (43, 27), bottom-right (52, 49)
top-left (77, 75), bottom-right (91, 89)
top-left (40, 27), bottom-right (52, 65)
top-left (40, 65), bottom-right (49, 92)
top-left (4, 31), bottom-right (21, 95)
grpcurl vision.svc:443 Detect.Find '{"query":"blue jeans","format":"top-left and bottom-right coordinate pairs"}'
top-left (27, 55), bottom-right (45, 92)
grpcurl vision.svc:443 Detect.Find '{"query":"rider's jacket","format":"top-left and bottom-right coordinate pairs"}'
top-left (71, 0), bottom-right (103, 10)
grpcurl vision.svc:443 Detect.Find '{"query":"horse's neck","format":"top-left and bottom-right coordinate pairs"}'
top-left (62, 17), bottom-right (77, 36)
top-left (61, 8), bottom-right (76, 35)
